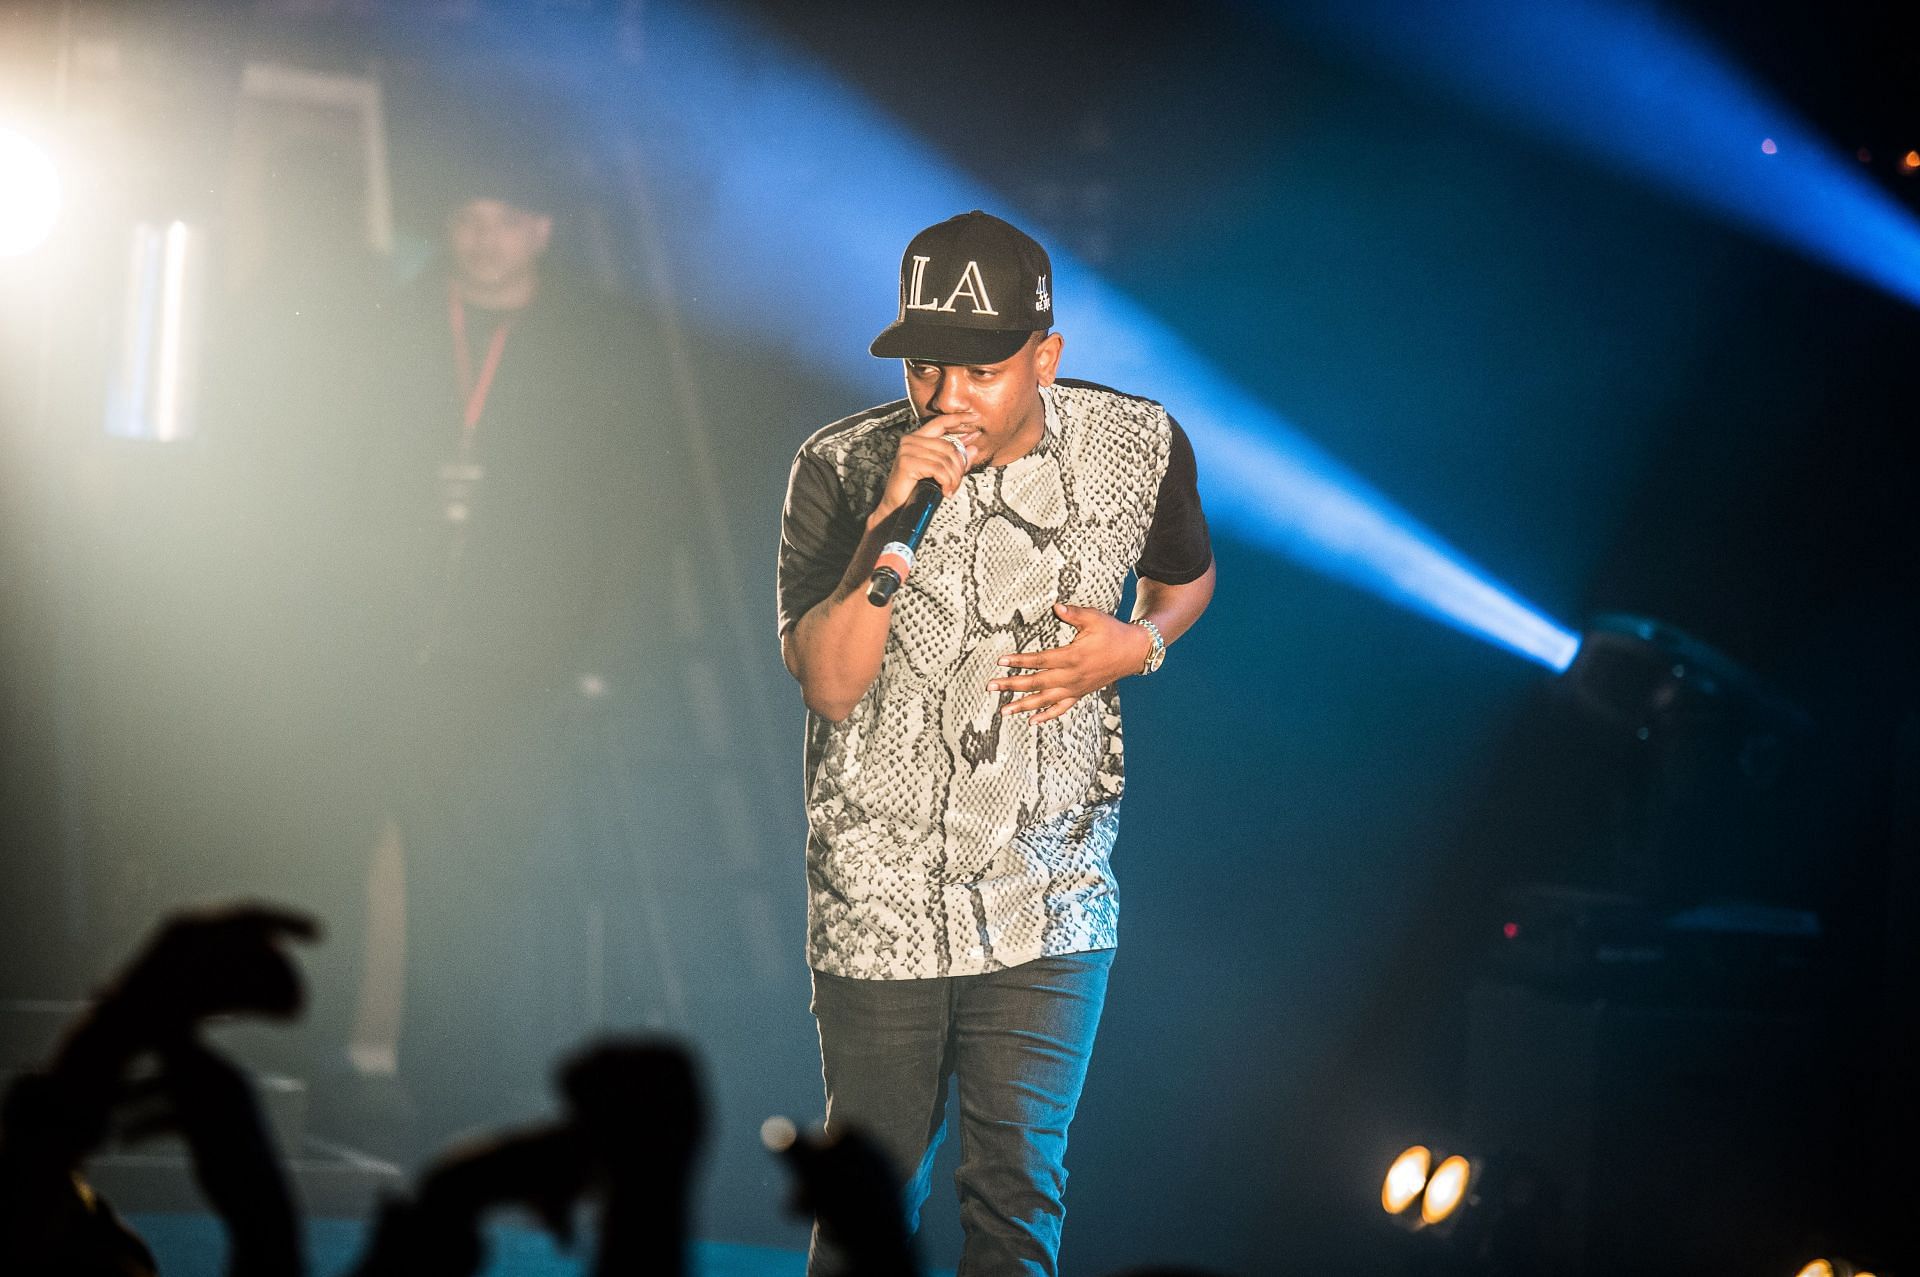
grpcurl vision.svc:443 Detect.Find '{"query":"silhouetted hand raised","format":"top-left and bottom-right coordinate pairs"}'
top-left (351, 1127), bottom-right (587, 1277)
top-left (560, 1039), bottom-right (705, 1277)
top-left (127, 1041), bottom-right (303, 1277)
top-left (765, 1118), bottom-right (919, 1277)
top-left (110, 903), bottom-right (321, 1032)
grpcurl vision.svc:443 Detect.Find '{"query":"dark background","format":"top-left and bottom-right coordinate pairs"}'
top-left (2, 0), bottom-right (1915, 1270)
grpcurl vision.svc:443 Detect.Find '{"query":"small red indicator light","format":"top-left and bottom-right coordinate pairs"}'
top-left (1502, 922), bottom-right (1520, 940)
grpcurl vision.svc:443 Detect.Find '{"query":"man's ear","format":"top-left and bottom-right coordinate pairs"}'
top-left (1033, 332), bottom-right (1064, 387)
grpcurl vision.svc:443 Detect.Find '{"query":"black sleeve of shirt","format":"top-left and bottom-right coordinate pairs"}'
top-left (1136, 417), bottom-right (1213, 584)
top-left (777, 447), bottom-right (863, 637)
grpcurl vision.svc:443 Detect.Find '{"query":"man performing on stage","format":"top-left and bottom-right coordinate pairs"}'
top-left (777, 210), bottom-right (1215, 1275)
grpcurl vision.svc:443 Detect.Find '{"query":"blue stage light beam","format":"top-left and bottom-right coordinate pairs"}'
top-left (1281, 0), bottom-right (1920, 310)
top-left (476, 1), bottom-right (1581, 672)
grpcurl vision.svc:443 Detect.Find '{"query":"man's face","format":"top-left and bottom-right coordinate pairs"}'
top-left (448, 198), bottom-right (551, 293)
top-left (904, 332), bottom-right (1063, 468)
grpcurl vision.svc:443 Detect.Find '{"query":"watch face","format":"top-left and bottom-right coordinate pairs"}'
top-left (1140, 622), bottom-right (1166, 673)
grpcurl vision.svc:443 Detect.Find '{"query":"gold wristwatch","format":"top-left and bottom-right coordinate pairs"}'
top-left (1134, 618), bottom-right (1166, 674)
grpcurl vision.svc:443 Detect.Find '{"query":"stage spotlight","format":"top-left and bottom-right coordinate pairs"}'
top-left (1380, 1143), bottom-right (1483, 1236)
top-left (1794, 1260), bottom-right (1881, 1277)
top-left (1381, 1144), bottom-right (1432, 1215)
top-left (0, 127), bottom-right (61, 258)
top-left (1420, 1153), bottom-right (1473, 1226)
top-left (1561, 613), bottom-right (1810, 741)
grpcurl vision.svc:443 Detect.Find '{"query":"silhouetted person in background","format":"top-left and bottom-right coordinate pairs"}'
top-left (346, 158), bottom-right (684, 1159)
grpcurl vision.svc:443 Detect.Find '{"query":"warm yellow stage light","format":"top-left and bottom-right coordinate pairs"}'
top-left (1797, 1258), bottom-right (1884, 1277)
top-left (1381, 1145), bottom-right (1432, 1215)
top-left (1420, 1154), bottom-right (1472, 1225)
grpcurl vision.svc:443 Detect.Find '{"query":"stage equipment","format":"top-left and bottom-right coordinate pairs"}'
top-left (1562, 614), bottom-right (1810, 743)
top-left (1488, 885), bottom-right (1823, 1005)
top-left (1557, 613), bottom-right (1814, 908)
top-left (1465, 980), bottom-right (1836, 1275)
top-left (1793, 1261), bottom-right (1882, 1277)
top-left (1466, 613), bottom-right (1838, 1273)
top-left (0, 127), bottom-right (61, 257)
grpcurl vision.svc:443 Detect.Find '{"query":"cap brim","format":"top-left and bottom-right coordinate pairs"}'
top-left (869, 322), bottom-right (1036, 365)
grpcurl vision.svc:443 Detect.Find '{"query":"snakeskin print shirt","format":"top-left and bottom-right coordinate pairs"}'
top-left (778, 381), bottom-right (1210, 979)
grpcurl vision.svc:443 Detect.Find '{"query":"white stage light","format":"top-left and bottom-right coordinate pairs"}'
top-left (0, 128), bottom-right (61, 258)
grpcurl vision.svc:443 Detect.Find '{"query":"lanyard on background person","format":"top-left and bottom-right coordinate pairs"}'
top-left (448, 281), bottom-right (513, 437)
top-left (421, 281), bottom-right (516, 663)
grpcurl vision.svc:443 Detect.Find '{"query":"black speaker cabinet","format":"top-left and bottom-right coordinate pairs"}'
top-left (1464, 981), bottom-right (1840, 1276)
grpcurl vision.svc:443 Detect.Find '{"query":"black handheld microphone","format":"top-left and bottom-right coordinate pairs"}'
top-left (866, 479), bottom-right (943, 606)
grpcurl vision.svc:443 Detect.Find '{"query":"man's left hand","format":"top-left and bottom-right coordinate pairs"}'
top-left (989, 602), bottom-right (1153, 724)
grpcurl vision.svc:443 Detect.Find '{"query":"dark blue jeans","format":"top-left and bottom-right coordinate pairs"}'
top-left (808, 949), bottom-right (1115, 1277)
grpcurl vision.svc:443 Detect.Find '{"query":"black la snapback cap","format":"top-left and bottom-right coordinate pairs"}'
top-left (870, 210), bottom-right (1054, 364)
